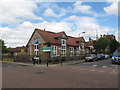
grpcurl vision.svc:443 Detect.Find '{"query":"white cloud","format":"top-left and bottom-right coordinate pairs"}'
top-left (0, 18), bottom-right (117, 47)
top-left (104, 3), bottom-right (118, 15)
top-left (0, 0), bottom-right (43, 24)
top-left (73, 1), bottom-right (98, 16)
top-left (64, 15), bottom-right (116, 41)
top-left (0, 21), bottom-right (72, 47)
top-left (43, 8), bottom-right (65, 17)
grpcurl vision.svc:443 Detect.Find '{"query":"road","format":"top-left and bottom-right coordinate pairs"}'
top-left (69, 58), bottom-right (118, 69)
top-left (2, 58), bottom-right (119, 88)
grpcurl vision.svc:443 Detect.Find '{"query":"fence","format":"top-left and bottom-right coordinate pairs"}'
top-left (2, 55), bottom-right (14, 63)
top-left (2, 54), bottom-right (86, 64)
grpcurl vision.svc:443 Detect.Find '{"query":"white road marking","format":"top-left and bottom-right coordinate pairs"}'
top-left (98, 70), bottom-right (106, 73)
top-left (102, 66), bottom-right (107, 68)
top-left (93, 65), bottom-right (98, 67)
top-left (91, 69), bottom-right (96, 72)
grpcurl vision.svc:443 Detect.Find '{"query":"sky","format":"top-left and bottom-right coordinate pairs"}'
top-left (0, 0), bottom-right (119, 48)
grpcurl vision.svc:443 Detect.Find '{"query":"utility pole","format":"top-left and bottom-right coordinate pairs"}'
top-left (96, 30), bottom-right (98, 40)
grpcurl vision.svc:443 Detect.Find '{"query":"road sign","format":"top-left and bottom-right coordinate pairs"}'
top-left (42, 47), bottom-right (51, 52)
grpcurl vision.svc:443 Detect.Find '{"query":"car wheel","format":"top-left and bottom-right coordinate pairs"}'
top-left (85, 60), bottom-right (87, 62)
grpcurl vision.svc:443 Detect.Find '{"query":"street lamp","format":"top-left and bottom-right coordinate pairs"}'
top-left (79, 32), bottom-right (85, 37)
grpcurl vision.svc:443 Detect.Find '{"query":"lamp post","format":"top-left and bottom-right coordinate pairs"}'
top-left (79, 32), bottom-right (85, 37)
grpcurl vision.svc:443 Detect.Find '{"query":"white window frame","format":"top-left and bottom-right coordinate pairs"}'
top-left (51, 46), bottom-right (57, 57)
top-left (61, 39), bottom-right (66, 57)
top-left (34, 44), bottom-right (39, 56)
top-left (81, 42), bottom-right (84, 55)
top-left (34, 39), bottom-right (39, 60)
top-left (76, 47), bottom-right (80, 56)
top-left (70, 47), bottom-right (74, 56)
top-left (81, 42), bottom-right (84, 50)
top-left (86, 48), bottom-right (89, 54)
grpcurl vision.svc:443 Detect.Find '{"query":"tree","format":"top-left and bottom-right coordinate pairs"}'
top-left (1, 39), bottom-right (10, 53)
top-left (109, 39), bottom-right (119, 54)
top-left (93, 37), bottom-right (110, 53)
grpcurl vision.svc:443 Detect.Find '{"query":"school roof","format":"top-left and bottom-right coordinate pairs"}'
top-left (27, 28), bottom-right (90, 47)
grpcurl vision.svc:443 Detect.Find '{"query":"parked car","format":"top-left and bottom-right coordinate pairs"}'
top-left (97, 54), bottom-right (102, 60)
top-left (105, 54), bottom-right (110, 59)
top-left (85, 54), bottom-right (98, 62)
top-left (100, 54), bottom-right (105, 59)
top-left (111, 52), bottom-right (120, 64)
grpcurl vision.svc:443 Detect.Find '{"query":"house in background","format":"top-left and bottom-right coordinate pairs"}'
top-left (85, 37), bottom-right (94, 54)
top-left (10, 46), bottom-right (27, 56)
top-left (103, 34), bottom-right (115, 40)
top-left (26, 28), bottom-right (91, 63)
top-left (103, 34), bottom-right (116, 54)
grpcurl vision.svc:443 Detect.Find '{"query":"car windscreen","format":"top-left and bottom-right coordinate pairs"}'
top-left (113, 52), bottom-right (120, 57)
top-left (97, 54), bottom-right (101, 56)
top-left (86, 54), bottom-right (91, 57)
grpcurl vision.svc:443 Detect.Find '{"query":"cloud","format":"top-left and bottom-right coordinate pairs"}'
top-left (0, 0), bottom-right (43, 24)
top-left (0, 18), bottom-right (117, 48)
top-left (43, 8), bottom-right (65, 17)
top-left (73, 1), bottom-right (98, 16)
top-left (104, 2), bottom-right (118, 15)
top-left (64, 15), bottom-right (115, 40)
top-left (0, 21), bottom-right (72, 47)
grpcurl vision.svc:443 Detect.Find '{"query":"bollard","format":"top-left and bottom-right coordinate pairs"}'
top-left (47, 59), bottom-right (48, 67)
top-left (61, 60), bottom-right (62, 66)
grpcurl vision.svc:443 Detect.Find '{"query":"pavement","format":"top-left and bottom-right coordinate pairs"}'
top-left (3, 59), bottom-right (85, 67)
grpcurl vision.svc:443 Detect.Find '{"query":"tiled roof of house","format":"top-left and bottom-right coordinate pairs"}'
top-left (85, 41), bottom-right (93, 46)
top-left (103, 34), bottom-right (115, 39)
top-left (36, 28), bottom-right (62, 44)
top-left (34, 28), bottom-right (85, 47)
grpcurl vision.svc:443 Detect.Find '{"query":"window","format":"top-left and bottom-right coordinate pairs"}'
top-left (51, 46), bottom-right (57, 57)
top-left (70, 47), bottom-right (74, 56)
top-left (81, 42), bottom-right (84, 50)
top-left (81, 42), bottom-right (84, 55)
top-left (34, 39), bottom-right (39, 57)
top-left (61, 39), bottom-right (66, 57)
top-left (86, 48), bottom-right (89, 54)
top-left (76, 47), bottom-right (79, 56)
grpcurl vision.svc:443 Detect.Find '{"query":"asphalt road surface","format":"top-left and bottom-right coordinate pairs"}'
top-left (2, 58), bottom-right (119, 88)
top-left (68, 58), bottom-right (118, 69)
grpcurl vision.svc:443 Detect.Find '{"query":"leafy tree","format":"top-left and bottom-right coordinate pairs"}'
top-left (109, 39), bottom-right (119, 54)
top-left (93, 37), bottom-right (110, 53)
top-left (0, 39), bottom-right (10, 53)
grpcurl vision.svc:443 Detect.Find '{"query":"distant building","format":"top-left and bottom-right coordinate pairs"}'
top-left (10, 46), bottom-right (27, 56)
top-left (26, 28), bottom-right (91, 62)
top-left (85, 37), bottom-right (94, 54)
top-left (103, 34), bottom-right (116, 53)
top-left (103, 34), bottom-right (115, 40)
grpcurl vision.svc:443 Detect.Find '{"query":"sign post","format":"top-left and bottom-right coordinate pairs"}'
top-left (42, 47), bottom-right (51, 67)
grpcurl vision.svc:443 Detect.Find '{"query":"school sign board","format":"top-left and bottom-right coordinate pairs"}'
top-left (42, 47), bottom-right (51, 52)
